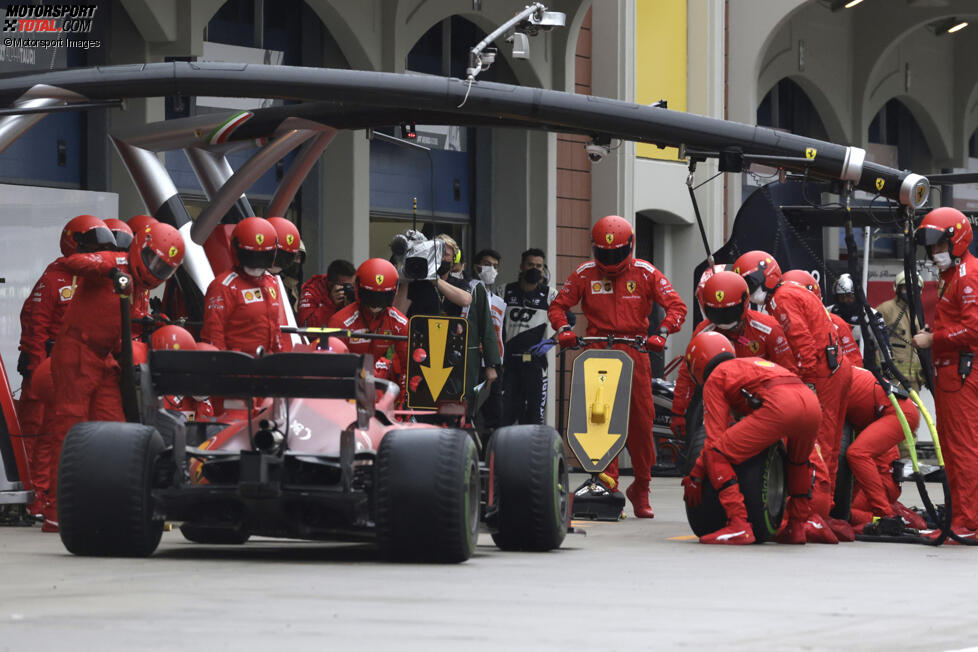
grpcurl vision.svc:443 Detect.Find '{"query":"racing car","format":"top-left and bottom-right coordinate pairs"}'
top-left (56, 329), bottom-right (569, 563)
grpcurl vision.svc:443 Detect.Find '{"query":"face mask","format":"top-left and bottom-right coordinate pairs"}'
top-left (269, 266), bottom-right (282, 275)
top-left (437, 261), bottom-right (451, 277)
top-left (715, 322), bottom-right (740, 331)
top-left (750, 287), bottom-right (768, 305)
top-left (478, 265), bottom-right (498, 285)
top-left (897, 287), bottom-right (908, 303)
top-left (932, 251), bottom-right (952, 271)
top-left (523, 268), bottom-right (542, 285)
top-left (243, 266), bottom-right (266, 278)
top-left (450, 271), bottom-right (464, 279)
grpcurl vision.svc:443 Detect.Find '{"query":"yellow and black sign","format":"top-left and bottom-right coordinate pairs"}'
top-left (406, 315), bottom-right (468, 409)
top-left (566, 349), bottom-right (633, 473)
top-left (805, 147), bottom-right (817, 160)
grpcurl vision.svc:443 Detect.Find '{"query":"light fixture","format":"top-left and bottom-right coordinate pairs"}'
top-left (828, 0), bottom-right (863, 11)
top-left (932, 17), bottom-right (969, 35)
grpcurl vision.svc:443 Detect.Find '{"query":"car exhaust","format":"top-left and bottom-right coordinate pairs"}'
top-left (254, 419), bottom-right (285, 454)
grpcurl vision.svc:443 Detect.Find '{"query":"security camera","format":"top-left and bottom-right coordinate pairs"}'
top-left (586, 142), bottom-right (609, 163)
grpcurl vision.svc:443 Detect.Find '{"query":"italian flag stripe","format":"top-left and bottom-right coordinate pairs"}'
top-left (207, 111), bottom-right (253, 145)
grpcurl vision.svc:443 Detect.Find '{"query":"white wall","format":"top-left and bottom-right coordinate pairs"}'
top-left (1, 185), bottom-right (118, 396)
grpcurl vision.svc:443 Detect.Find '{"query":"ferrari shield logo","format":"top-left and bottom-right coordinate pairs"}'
top-left (715, 289), bottom-right (725, 303)
top-left (916, 184), bottom-right (926, 204)
top-left (255, 233), bottom-right (264, 245)
top-left (875, 178), bottom-right (885, 191)
top-left (269, 287), bottom-right (277, 299)
top-left (376, 274), bottom-right (385, 286)
top-left (748, 340), bottom-right (760, 353)
top-left (605, 233), bottom-right (614, 245)
top-left (805, 147), bottom-right (817, 160)
top-left (626, 280), bottom-right (636, 293)
top-left (168, 246), bottom-right (178, 258)
top-left (286, 234), bottom-right (295, 246)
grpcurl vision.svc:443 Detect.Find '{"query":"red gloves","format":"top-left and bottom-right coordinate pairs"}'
top-left (682, 475), bottom-right (703, 507)
top-left (557, 328), bottom-right (580, 350)
top-left (670, 414), bottom-right (686, 438)
top-left (646, 334), bottom-right (666, 352)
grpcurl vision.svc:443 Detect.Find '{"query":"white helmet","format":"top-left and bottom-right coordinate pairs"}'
top-left (834, 273), bottom-right (854, 296)
top-left (894, 270), bottom-right (921, 291)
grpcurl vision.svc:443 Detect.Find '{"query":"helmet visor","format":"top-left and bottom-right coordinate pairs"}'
top-left (592, 244), bottom-right (631, 268)
top-left (111, 230), bottom-right (134, 251)
top-left (141, 245), bottom-right (179, 281)
top-left (704, 304), bottom-right (744, 326)
top-left (742, 269), bottom-right (766, 293)
top-left (75, 226), bottom-right (116, 251)
top-left (237, 247), bottom-right (277, 269)
top-left (915, 226), bottom-right (949, 248)
top-left (274, 249), bottom-right (297, 269)
top-left (359, 287), bottom-right (394, 310)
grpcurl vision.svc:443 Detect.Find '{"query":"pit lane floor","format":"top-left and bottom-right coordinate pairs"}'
top-left (1, 476), bottom-right (976, 652)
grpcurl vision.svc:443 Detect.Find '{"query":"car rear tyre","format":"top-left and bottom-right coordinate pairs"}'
top-left (487, 425), bottom-right (569, 552)
top-left (830, 423), bottom-right (855, 522)
top-left (683, 399), bottom-right (787, 543)
top-left (374, 428), bottom-right (480, 563)
top-left (58, 421), bottom-right (165, 557)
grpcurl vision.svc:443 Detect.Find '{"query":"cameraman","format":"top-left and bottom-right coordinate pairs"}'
top-left (298, 259), bottom-right (356, 327)
top-left (395, 233), bottom-right (472, 318)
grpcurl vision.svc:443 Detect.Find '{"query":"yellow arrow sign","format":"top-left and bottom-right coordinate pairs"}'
top-left (421, 318), bottom-right (453, 399)
top-left (572, 357), bottom-right (624, 463)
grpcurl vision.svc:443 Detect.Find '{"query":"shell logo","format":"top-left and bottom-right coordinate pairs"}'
top-left (172, 343), bottom-right (181, 350)
top-left (245, 291), bottom-right (254, 301)
top-left (376, 274), bottom-right (384, 286)
top-left (60, 287), bottom-right (73, 299)
top-left (168, 245), bottom-right (178, 258)
top-left (255, 233), bottom-right (264, 245)
top-left (754, 360), bottom-right (775, 367)
top-left (286, 234), bottom-right (295, 245)
top-left (592, 282), bottom-right (602, 292)
top-left (715, 290), bottom-right (725, 303)
top-left (605, 233), bottom-right (614, 245)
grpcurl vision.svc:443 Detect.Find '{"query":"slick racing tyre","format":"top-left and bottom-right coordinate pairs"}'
top-left (374, 428), bottom-right (480, 563)
top-left (683, 399), bottom-right (787, 543)
top-left (59, 421), bottom-right (165, 557)
top-left (487, 425), bottom-right (569, 552)
top-left (180, 523), bottom-right (250, 545)
top-left (830, 423), bottom-right (855, 522)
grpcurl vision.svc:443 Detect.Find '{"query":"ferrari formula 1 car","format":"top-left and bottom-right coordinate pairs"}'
top-left (56, 336), bottom-right (569, 563)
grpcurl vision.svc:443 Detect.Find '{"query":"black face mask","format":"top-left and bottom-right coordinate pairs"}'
top-left (897, 287), bottom-right (908, 304)
top-left (522, 268), bottom-right (542, 285)
top-left (835, 301), bottom-right (859, 323)
top-left (437, 260), bottom-right (452, 277)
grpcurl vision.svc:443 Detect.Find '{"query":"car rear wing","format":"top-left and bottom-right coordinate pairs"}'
top-left (148, 350), bottom-right (373, 405)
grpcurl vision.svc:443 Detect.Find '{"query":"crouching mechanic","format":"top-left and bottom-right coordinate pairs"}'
top-left (734, 251), bottom-right (854, 542)
top-left (844, 366), bottom-right (923, 530)
top-left (328, 258), bottom-right (409, 386)
top-left (36, 222), bottom-right (185, 532)
top-left (671, 271), bottom-right (794, 438)
top-left (549, 215), bottom-right (687, 518)
top-left (202, 217), bottom-right (285, 355)
top-left (681, 331), bottom-right (824, 544)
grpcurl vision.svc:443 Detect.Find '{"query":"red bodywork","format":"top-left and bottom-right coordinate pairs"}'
top-left (0, 353), bottom-right (30, 489)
